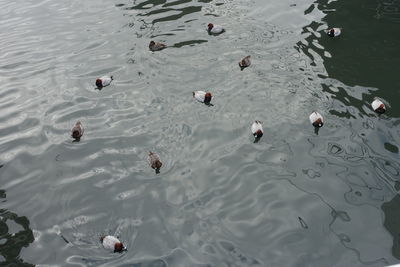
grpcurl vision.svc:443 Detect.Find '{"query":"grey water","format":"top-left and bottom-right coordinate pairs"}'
top-left (0, 0), bottom-right (399, 266)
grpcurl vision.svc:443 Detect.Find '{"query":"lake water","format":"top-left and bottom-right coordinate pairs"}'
top-left (0, 0), bottom-right (399, 266)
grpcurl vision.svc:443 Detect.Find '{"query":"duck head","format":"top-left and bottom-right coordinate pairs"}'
top-left (149, 41), bottom-right (155, 48)
top-left (72, 122), bottom-right (82, 139)
top-left (207, 23), bottom-right (214, 30)
top-left (72, 130), bottom-right (81, 139)
top-left (114, 242), bottom-right (125, 253)
top-left (154, 160), bottom-right (162, 170)
top-left (312, 118), bottom-right (323, 128)
top-left (204, 92), bottom-right (212, 104)
top-left (96, 79), bottom-right (103, 88)
top-left (149, 152), bottom-right (162, 172)
top-left (376, 104), bottom-right (386, 114)
top-left (254, 129), bottom-right (263, 138)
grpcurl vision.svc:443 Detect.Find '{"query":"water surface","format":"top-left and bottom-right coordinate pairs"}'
top-left (0, 0), bottom-right (399, 266)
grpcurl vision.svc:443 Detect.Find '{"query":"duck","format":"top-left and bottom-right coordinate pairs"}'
top-left (149, 41), bottom-right (166, 51)
top-left (207, 23), bottom-right (225, 34)
top-left (309, 111), bottom-right (324, 127)
top-left (326, 28), bottom-right (341, 37)
top-left (71, 121), bottom-right (84, 140)
top-left (251, 121), bottom-right (263, 139)
top-left (148, 151), bottom-right (162, 173)
top-left (239, 56), bottom-right (251, 70)
top-left (371, 99), bottom-right (386, 114)
top-left (193, 91), bottom-right (212, 105)
top-left (96, 75), bottom-right (113, 89)
top-left (100, 235), bottom-right (126, 253)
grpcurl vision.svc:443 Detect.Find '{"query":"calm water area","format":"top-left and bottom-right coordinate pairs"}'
top-left (0, 0), bottom-right (400, 266)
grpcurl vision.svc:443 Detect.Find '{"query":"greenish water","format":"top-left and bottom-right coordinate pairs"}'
top-left (0, 0), bottom-right (399, 266)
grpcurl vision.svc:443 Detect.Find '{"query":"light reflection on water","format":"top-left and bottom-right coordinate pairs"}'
top-left (0, 0), bottom-right (399, 266)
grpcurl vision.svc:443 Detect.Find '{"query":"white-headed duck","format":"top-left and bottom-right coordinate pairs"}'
top-left (309, 111), bottom-right (324, 127)
top-left (326, 28), bottom-right (341, 37)
top-left (96, 76), bottom-right (113, 89)
top-left (371, 99), bottom-right (386, 114)
top-left (100, 235), bottom-right (126, 253)
top-left (193, 91), bottom-right (212, 105)
top-left (251, 121), bottom-right (263, 139)
top-left (207, 23), bottom-right (225, 34)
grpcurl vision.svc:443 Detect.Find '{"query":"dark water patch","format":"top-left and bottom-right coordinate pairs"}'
top-left (150, 33), bottom-right (176, 38)
top-left (163, 0), bottom-right (192, 8)
top-left (153, 6), bottom-right (202, 24)
top-left (322, 84), bottom-right (367, 118)
top-left (372, 0), bottom-right (400, 23)
top-left (384, 142), bottom-right (399, 154)
top-left (304, 4), bottom-right (315, 15)
top-left (382, 194), bottom-right (400, 259)
top-left (0, 190), bottom-right (34, 266)
top-left (125, 0), bottom-right (167, 10)
top-left (123, 0), bottom-right (206, 26)
top-left (203, 13), bottom-right (219, 17)
top-left (305, 0), bottom-right (400, 117)
top-left (329, 109), bottom-right (356, 119)
top-left (172, 39), bottom-right (208, 48)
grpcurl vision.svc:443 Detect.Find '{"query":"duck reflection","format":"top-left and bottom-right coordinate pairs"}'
top-left (0, 189), bottom-right (34, 266)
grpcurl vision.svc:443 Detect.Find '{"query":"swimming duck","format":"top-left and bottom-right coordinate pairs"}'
top-left (251, 121), bottom-right (263, 139)
top-left (309, 111), bottom-right (324, 127)
top-left (326, 28), bottom-right (341, 37)
top-left (71, 121), bottom-right (84, 140)
top-left (96, 76), bottom-right (113, 89)
top-left (149, 41), bottom-right (166, 51)
top-left (239, 56), bottom-right (251, 70)
top-left (207, 23), bottom-right (225, 34)
top-left (148, 151), bottom-right (162, 173)
top-left (371, 99), bottom-right (386, 114)
top-left (100, 235), bottom-right (126, 253)
top-left (193, 91), bottom-right (212, 105)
